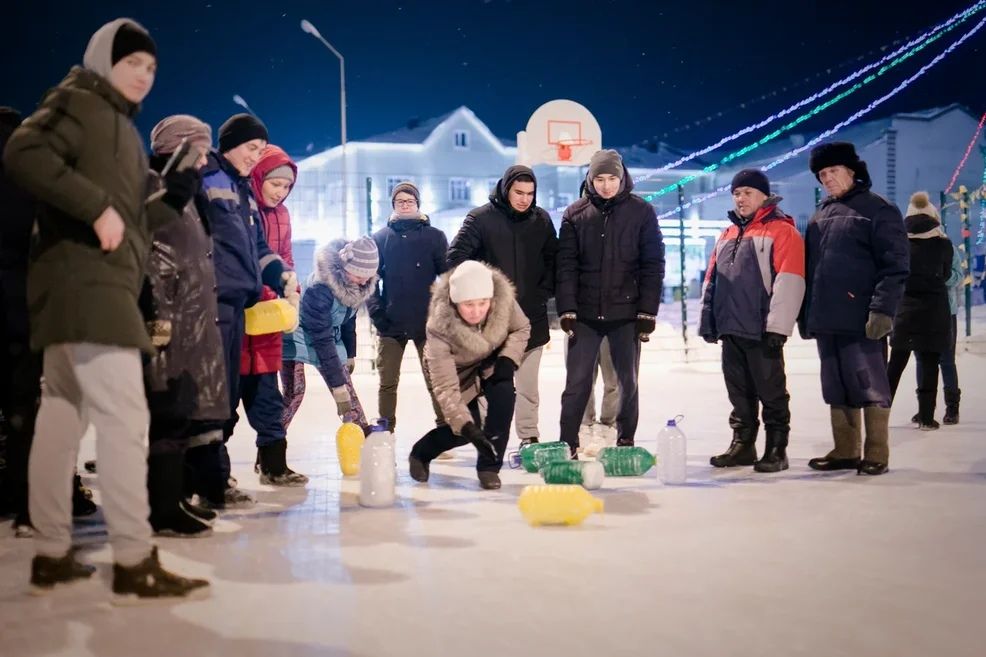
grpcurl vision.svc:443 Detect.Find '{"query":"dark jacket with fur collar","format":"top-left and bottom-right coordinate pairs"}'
top-left (423, 266), bottom-right (530, 433)
top-left (285, 241), bottom-right (377, 389)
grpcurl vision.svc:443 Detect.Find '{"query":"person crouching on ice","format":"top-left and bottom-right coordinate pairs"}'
top-left (284, 237), bottom-right (378, 430)
top-left (408, 260), bottom-right (531, 490)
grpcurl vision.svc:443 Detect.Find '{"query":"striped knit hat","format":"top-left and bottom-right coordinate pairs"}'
top-left (339, 236), bottom-right (379, 278)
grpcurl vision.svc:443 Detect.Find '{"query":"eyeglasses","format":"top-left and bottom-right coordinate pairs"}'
top-left (394, 198), bottom-right (418, 206)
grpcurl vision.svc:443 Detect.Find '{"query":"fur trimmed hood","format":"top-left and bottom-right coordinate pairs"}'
top-left (427, 265), bottom-right (517, 360)
top-left (313, 240), bottom-right (378, 308)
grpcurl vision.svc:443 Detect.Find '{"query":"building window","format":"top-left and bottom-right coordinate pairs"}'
top-left (386, 176), bottom-right (413, 197)
top-left (556, 193), bottom-right (574, 209)
top-left (453, 130), bottom-right (469, 150)
top-left (449, 178), bottom-right (471, 202)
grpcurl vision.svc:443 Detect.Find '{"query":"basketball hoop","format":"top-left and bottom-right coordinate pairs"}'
top-left (555, 138), bottom-right (592, 162)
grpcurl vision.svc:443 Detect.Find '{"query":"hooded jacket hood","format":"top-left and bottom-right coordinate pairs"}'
top-left (250, 145), bottom-right (297, 209)
top-left (313, 239), bottom-right (378, 309)
top-left (83, 18), bottom-right (152, 80)
top-left (727, 194), bottom-right (795, 228)
top-left (490, 165), bottom-right (537, 219)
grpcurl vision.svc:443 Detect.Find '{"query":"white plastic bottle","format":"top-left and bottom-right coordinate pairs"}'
top-left (359, 430), bottom-right (396, 507)
top-left (657, 415), bottom-right (687, 484)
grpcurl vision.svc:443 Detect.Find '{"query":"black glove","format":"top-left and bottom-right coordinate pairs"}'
top-left (461, 422), bottom-right (497, 462)
top-left (488, 356), bottom-right (517, 385)
top-left (162, 167), bottom-right (201, 213)
top-left (702, 334), bottom-right (718, 344)
top-left (763, 332), bottom-right (787, 352)
top-left (560, 313), bottom-right (577, 345)
top-left (636, 313), bottom-right (656, 342)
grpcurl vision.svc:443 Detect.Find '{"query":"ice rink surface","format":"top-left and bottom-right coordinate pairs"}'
top-left (1, 327), bottom-right (983, 657)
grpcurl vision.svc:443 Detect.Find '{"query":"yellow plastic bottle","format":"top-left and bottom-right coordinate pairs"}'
top-left (336, 422), bottom-right (365, 477)
top-left (244, 298), bottom-right (298, 335)
top-left (517, 485), bottom-right (604, 527)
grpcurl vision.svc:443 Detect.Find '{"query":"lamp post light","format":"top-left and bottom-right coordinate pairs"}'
top-left (301, 18), bottom-right (348, 236)
top-left (232, 94), bottom-right (256, 115)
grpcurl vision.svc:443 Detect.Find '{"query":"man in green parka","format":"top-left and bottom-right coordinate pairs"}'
top-left (3, 18), bottom-right (209, 601)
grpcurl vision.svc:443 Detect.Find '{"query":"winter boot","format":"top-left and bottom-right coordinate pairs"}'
top-left (477, 471), bottom-right (501, 490)
top-left (180, 499), bottom-right (217, 525)
top-left (754, 429), bottom-right (789, 473)
top-left (112, 546), bottom-right (210, 603)
top-left (710, 429), bottom-right (758, 468)
top-left (257, 440), bottom-right (309, 487)
top-left (616, 437), bottom-right (635, 447)
top-left (409, 454), bottom-right (430, 483)
top-left (943, 387), bottom-right (960, 425)
top-left (30, 549), bottom-right (96, 592)
top-left (184, 443), bottom-right (228, 510)
top-left (148, 452), bottom-right (212, 538)
top-left (519, 437), bottom-right (539, 448)
top-left (72, 474), bottom-right (97, 517)
top-left (916, 388), bottom-right (939, 431)
top-left (859, 406), bottom-right (891, 475)
top-left (809, 407), bottom-right (862, 471)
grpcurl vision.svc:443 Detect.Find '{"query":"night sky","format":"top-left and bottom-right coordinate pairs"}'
top-left (4, 0), bottom-right (984, 158)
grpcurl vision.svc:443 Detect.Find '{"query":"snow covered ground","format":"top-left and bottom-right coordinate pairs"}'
top-left (1, 319), bottom-right (984, 657)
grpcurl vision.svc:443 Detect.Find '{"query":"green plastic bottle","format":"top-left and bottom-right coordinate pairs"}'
top-left (597, 446), bottom-right (656, 476)
top-left (540, 461), bottom-right (605, 490)
top-left (520, 441), bottom-right (570, 473)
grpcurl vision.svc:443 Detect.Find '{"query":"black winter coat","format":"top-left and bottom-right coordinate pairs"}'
top-left (0, 120), bottom-right (36, 346)
top-left (447, 180), bottom-right (558, 350)
top-left (802, 182), bottom-right (909, 336)
top-left (890, 214), bottom-right (953, 353)
top-left (556, 169), bottom-right (665, 322)
top-left (141, 170), bottom-right (229, 423)
top-left (367, 214), bottom-right (448, 341)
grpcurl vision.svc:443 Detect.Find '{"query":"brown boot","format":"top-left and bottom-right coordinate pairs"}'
top-left (860, 406), bottom-right (890, 475)
top-left (808, 406), bottom-right (862, 471)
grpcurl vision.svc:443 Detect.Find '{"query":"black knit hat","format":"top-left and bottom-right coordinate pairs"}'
top-left (809, 141), bottom-right (870, 184)
top-left (730, 169), bottom-right (770, 196)
top-left (218, 113), bottom-right (269, 153)
top-left (111, 22), bottom-right (157, 66)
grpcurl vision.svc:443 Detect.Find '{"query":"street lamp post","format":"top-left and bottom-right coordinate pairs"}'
top-left (301, 18), bottom-right (348, 237)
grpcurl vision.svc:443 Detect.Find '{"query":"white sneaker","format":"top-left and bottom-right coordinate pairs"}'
top-left (595, 424), bottom-right (618, 446)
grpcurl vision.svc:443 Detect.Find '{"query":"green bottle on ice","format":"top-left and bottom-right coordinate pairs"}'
top-left (597, 446), bottom-right (656, 476)
top-left (520, 441), bottom-right (570, 473)
top-left (540, 460), bottom-right (605, 489)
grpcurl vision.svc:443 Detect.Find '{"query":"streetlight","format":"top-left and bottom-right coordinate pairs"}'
top-left (301, 18), bottom-right (348, 237)
top-left (232, 94), bottom-right (256, 115)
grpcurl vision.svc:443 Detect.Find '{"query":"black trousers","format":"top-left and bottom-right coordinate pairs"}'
top-left (887, 348), bottom-right (941, 402)
top-left (411, 376), bottom-right (515, 472)
top-left (559, 319), bottom-right (640, 449)
top-left (0, 340), bottom-right (41, 524)
top-left (721, 335), bottom-right (791, 434)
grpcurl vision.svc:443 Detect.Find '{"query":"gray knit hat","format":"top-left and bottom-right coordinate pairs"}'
top-left (391, 181), bottom-right (420, 207)
top-left (150, 114), bottom-right (212, 156)
top-left (265, 164), bottom-right (295, 183)
top-left (339, 236), bottom-right (379, 278)
top-left (587, 149), bottom-right (624, 180)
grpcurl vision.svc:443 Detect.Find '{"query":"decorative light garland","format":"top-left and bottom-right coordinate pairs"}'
top-left (654, 16), bottom-right (986, 221)
top-left (642, 0), bottom-right (986, 201)
top-left (945, 111), bottom-right (986, 194)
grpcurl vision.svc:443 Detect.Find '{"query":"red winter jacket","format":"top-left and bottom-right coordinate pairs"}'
top-left (240, 146), bottom-right (298, 375)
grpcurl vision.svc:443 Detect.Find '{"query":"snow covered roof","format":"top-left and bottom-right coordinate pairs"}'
top-left (362, 105), bottom-right (516, 148)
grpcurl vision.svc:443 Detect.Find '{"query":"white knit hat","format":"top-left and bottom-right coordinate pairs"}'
top-left (905, 191), bottom-right (941, 222)
top-left (449, 261), bottom-right (494, 303)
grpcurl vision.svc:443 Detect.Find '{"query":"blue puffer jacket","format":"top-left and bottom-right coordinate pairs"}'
top-left (801, 181), bottom-right (909, 337)
top-left (284, 241), bottom-right (376, 389)
top-left (196, 151), bottom-right (285, 308)
top-left (367, 214), bottom-right (448, 341)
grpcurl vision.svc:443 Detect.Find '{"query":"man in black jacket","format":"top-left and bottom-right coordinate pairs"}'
top-left (556, 149), bottom-right (665, 454)
top-left (367, 181), bottom-right (448, 433)
top-left (447, 165), bottom-right (558, 447)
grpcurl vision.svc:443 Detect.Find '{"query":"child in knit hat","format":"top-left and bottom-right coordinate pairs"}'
top-left (283, 237), bottom-right (380, 431)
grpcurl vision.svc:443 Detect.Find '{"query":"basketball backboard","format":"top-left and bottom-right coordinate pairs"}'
top-left (516, 99), bottom-right (602, 167)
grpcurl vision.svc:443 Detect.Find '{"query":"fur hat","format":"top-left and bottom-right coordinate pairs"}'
top-left (449, 261), bottom-right (494, 303)
top-left (905, 191), bottom-right (941, 222)
top-left (809, 141), bottom-right (871, 185)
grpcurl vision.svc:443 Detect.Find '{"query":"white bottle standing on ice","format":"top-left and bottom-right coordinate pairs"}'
top-left (359, 430), bottom-right (396, 507)
top-left (657, 415), bottom-right (687, 484)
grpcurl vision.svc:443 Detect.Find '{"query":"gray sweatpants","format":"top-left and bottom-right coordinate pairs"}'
top-left (513, 346), bottom-right (544, 440)
top-left (29, 343), bottom-right (152, 566)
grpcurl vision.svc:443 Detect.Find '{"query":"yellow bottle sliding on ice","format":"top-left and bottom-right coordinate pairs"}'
top-left (244, 298), bottom-right (298, 335)
top-left (517, 485), bottom-right (604, 527)
top-left (336, 422), bottom-right (365, 477)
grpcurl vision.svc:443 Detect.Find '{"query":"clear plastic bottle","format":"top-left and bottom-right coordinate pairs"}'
top-left (540, 461), bottom-right (605, 490)
top-left (597, 446), bottom-right (656, 476)
top-left (657, 415), bottom-right (687, 484)
top-left (359, 431), bottom-right (395, 507)
top-left (336, 422), bottom-right (365, 477)
top-left (517, 485), bottom-right (604, 526)
top-left (520, 441), bottom-right (571, 473)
